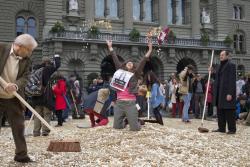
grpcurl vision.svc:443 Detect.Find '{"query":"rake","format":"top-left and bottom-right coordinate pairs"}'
top-left (198, 50), bottom-right (214, 133)
top-left (0, 76), bottom-right (81, 152)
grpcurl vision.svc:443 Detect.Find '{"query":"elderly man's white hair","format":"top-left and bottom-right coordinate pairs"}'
top-left (14, 34), bottom-right (38, 50)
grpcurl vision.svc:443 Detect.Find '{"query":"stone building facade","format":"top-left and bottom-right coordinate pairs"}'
top-left (0, 0), bottom-right (249, 86)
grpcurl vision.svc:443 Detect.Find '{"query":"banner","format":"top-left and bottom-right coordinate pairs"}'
top-left (110, 69), bottom-right (134, 91)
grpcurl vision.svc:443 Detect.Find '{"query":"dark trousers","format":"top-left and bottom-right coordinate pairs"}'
top-left (0, 98), bottom-right (28, 159)
top-left (1, 113), bottom-right (7, 126)
top-left (172, 101), bottom-right (184, 118)
top-left (217, 108), bottom-right (236, 132)
top-left (153, 105), bottom-right (164, 125)
top-left (56, 110), bottom-right (63, 126)
top-left (207, 103), bottom-right (213, 116)
top-left (194, 93), bottom-right (204, 118)
top-left (136, 95), bottom-right (147, 117)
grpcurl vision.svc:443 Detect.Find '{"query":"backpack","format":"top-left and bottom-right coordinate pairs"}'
top-left (43, 77), bottom-right (56, 110)
top-left (25, 67), bottom-right (44, 96)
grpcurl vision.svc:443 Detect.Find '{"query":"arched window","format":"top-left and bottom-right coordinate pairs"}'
top-left (27, 17), bottom-right (36, 37)
top-left (95, 0), bottom-right (105, 17)
top-left (16, 17), bottom-right (25, 36)
top-left (108, 0), bottom-right (118, 18)
top-left (16, 15), bottom-right (37, 38)
top-left (143, 0), bottom-right (152, 22)
top-left (233, 31), bottom-right (245, 53)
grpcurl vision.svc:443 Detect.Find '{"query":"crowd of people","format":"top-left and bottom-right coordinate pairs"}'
top-left (0, 34), bottom-right (249, 163)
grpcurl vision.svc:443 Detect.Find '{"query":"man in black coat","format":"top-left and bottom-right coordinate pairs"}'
top-left (212, 50), bottom-right (236, 134)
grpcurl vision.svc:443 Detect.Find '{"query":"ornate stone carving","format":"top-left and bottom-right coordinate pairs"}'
top-left (201, 8), bottom-right (210, 24)
top-left (69, 0), bottom-right (78, 11)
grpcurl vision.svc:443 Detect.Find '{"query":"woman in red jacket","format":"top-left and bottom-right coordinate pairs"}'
top-left (52, 76), bottom-right (67, 126)
top-left (206, 80), bottom-right (213, 117)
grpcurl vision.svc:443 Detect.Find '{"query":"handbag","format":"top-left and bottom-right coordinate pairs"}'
top-left (178, 85), bottom-right (188, 94)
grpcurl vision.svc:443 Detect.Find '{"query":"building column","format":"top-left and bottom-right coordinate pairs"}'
top-left (139, 0), bottom-right (144, 21)
top-left (54, 42), bottom-right (63, 54)
top-left (202, 50), bottom-right (208, 64)
top-left (85, 0), bottom-right (95, 21)
top-left (184, 0), bottom-right (191, 24)
top-left (104, 0), bottom-right (109, 17)
top-left (124, 0), bottom-right (133, 32)
top-left (159, 0), bottom-right (168, 26)
top-left (172, 0), bottom-right (177, 24)
top-left (168, 48), bottom-right (176, 63)
top-left (191, 0), bottom-right (201, 38)
top-left (43, 0), bottom-right (63, 38)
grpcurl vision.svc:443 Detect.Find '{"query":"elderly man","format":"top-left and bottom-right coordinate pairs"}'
top-left (0, 34), bottom-right (37, 163)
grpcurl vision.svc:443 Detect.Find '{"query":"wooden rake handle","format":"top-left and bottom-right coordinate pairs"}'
top-left (0, 76), bottom-right (55, 133)
top-left (70, 89), bottom-right (79, 113)
top-left (201, 50), bottom-right (214, 125)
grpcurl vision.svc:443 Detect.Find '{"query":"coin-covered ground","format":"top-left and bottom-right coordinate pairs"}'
top-left (0, 117), bottom-right (249, 167)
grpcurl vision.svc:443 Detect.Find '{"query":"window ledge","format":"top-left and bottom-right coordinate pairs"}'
top-left (94, 17), bottom-right (123, 23)
top-left (133, 21), bottom-right (159, 26)
top-left (168, 24), bottom-right (192, 29)
top-left (229, 18), bottom-right (250, 23)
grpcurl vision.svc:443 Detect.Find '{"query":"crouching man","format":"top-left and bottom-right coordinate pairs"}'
top-left (81, 88), bottom-right (110, 127)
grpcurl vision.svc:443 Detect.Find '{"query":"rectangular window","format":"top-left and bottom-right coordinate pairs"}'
top-left (95, 0), bottom-right (105, 17)
top-left (233, 5), bottom-right (243, 20)
top-left (168, 0), bottom-right (185, 25)
top-left (143, 0), bottom-right (152, 22)
top-left (108, 0), bottom-right (118, 18)
top-left (239, 35), bottom-right (243, 52)
top-left (233, 35), bottom-right (237, 50)
top-left (233, 6), bottom-right (237, 19)
top-left (239, 6), bottom-right (242, 19)
top-left (133, 0), bottom-right (140, 21)
top-left (176, 0), bottom-right (183, 25)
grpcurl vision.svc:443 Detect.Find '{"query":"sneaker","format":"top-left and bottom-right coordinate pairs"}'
top-left (55, 124), bottom-right (62, 127)
top-left (98, 119), bottom-right (109, 126)
top-left (14, 156), bottom-right (33, 163)
top-left (182, 120), bottom-right (191, 123)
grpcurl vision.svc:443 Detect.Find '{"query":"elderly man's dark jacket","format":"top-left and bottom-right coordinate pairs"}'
top-left (0, 42), bottom-right (31, 109)
top-left (213, 60), bottom-right (236, 109)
